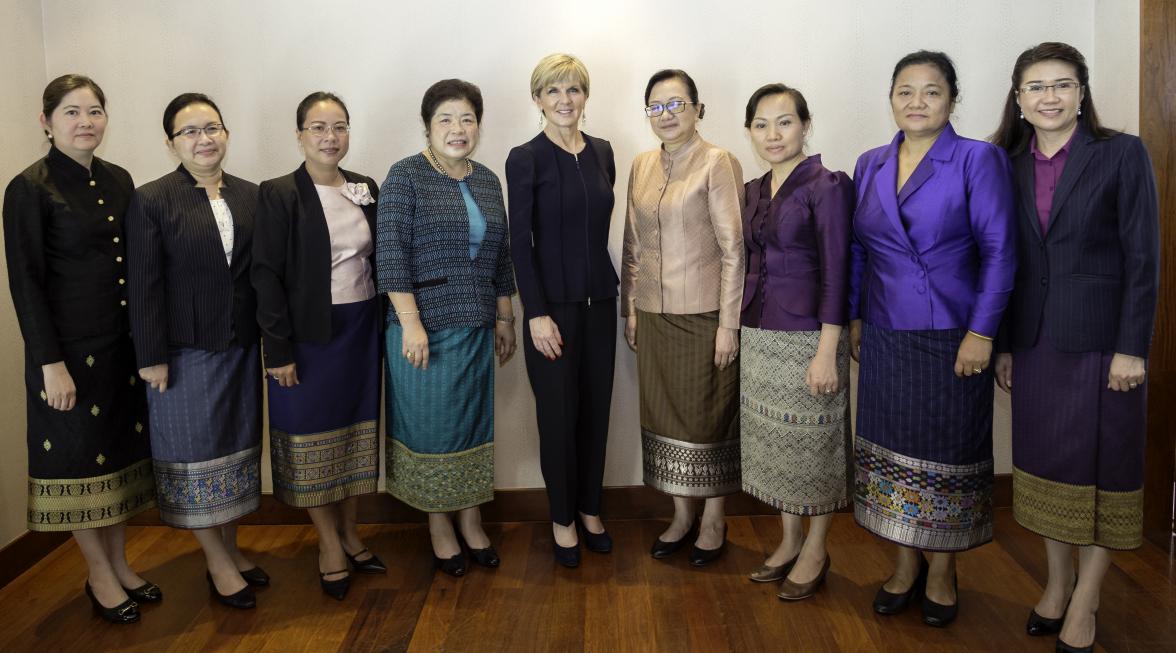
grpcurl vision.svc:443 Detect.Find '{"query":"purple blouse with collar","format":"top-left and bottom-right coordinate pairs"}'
top-left (1030, 130), bottom-right (1075, 235)
top-left (741, 155), bottom-right (853, 331)
top-left (848, 123), bottom-right (1016, 337)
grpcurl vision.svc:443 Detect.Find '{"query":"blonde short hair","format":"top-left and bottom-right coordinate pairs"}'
top-left (529, 53), bottom-right (590, 98)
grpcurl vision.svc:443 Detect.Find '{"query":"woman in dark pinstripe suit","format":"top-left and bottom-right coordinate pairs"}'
top-left (992, 42), bottom-right (1159, 653)
top-left (127, 93), bottom-right (266, 610)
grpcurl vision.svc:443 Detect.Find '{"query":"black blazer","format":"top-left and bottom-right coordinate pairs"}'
top-left (3, 148), bottom-right (133, 365)
top-left (505, 132), bottom-right (618, 321)
top-left (127, 166), bottom-right (259, 368)
top-left (252, 164), bottom-right (379, 368)
top-left (1001, 128), bottom-right (1159, 357)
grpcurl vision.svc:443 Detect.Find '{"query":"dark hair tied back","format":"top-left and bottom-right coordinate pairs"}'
top-left (990, 42), bottom-right (1115, 155)
top-left (744, 83), bottom-right (811, 128)
top-left (420, 79), bottom-right (484, 128)
top-left (644, 69), bottom-right (700, 108)
top-left (162, 92), bottom-right (225, 138)
top-left (42, 74), bottom-right (106, 138)
top-left (297, 91), bottom-right (350, 128)
top-left (890, 50), bottom-right (960, 102)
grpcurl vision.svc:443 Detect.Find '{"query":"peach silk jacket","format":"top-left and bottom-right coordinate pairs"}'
top-left (621, 133), bottom-right (746, 329)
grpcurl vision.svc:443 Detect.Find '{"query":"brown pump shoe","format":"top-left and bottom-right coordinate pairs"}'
top-left (777, 556), bottom-right (831, 601)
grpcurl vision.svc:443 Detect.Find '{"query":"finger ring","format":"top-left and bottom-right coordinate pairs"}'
top-left (1130, 383), bottom-right (1138, 388)
top-left (972, 368), bottom-right (982, 374)
top-left (407, 352), bottom-right (415, 358)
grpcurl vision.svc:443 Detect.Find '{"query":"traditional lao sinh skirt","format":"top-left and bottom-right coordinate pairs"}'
top-left (636, 310), bottom-right (741, 498)
top-left (385, 325), bottom-right (495, 512)
top-left (1010, 316), bottom-right (1146, 550)
top-left (148, 344), bottom-right (262, 529)
top-left (25, 333), bottom-right (155, 531)
top-left (268, 298), bottom-right (380, 508)
top-left (741, 327), bottom-right (851, 515)
top-left (853, 324), bottom-right (994, 551)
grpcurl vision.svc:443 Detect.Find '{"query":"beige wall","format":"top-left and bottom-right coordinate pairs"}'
top-left (1, 0), bottom-right (1141, 547)
top-left (0, 0), bottom-right (47, 548)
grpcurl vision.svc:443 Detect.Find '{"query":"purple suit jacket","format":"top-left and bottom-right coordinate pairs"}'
top-left (848, 123), bottom-right (1016, 337)
top-left (741, 155), bottom-right (853, 331)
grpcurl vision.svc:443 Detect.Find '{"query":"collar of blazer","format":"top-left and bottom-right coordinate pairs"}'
top-left (531, 130), bottom-right (612, 187)
top-left (293, 162), bottom-right (378, 224)
top-left (1014, 123), bottom-right (1097, 241)
top-left (871, 122), bottom-right (961, 251)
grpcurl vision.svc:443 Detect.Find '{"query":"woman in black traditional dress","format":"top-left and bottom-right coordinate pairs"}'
top-left (3, 74), bottom-right (157, 624)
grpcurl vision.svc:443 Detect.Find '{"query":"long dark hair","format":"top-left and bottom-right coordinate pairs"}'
top-left (991, 42), bottom-right (1116, 155)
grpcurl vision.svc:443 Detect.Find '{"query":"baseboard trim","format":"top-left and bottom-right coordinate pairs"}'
top-left (2, 474), bottom-right (1013, 588)
top-left (0, 531), bottom-right (70, 589)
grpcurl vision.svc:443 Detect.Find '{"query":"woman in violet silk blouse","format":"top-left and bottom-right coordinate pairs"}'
top-left (848, 50), bottom-right (1015, 627)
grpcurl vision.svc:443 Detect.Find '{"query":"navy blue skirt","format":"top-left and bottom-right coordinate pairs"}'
top-left (267, 299), bottom-right (380, 508)
top-left (853, 324), bottom-right (994, 551)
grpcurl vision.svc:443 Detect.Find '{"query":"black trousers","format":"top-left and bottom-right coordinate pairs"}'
top-left (522, 299), bottom-right (617, 526)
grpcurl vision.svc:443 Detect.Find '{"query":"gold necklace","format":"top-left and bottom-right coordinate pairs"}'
top-left (426, 147), bottom-right (472, 180)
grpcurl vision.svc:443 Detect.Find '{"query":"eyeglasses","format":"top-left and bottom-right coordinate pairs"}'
top-left (1017, 81), bottom-right (1081, 96)
top-left (171, 123), bottom-right (226, 139)
top-left (644, 100), bottom-right (694, 117)
top-left (300, 122), bottom-right (351, 137)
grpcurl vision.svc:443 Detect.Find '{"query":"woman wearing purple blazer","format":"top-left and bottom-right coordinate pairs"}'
top-left (739, 83), bottom-right (853, 601)
top-left (848, 51), bottom-right (1016, 627)
top-left (992, 43), bottom-right (1159, 653)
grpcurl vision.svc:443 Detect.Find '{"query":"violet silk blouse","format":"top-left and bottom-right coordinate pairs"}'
top-left (741, 154), bottom-right (853, 332)
top-left (848, 123), bottom-right (1017, 337)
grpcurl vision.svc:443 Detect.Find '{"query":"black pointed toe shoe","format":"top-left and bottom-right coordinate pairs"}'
top-left (688, 524), bottom-right (727, 567)
top-left (468, 545), bottom-right (501, 568)
top-left (122, 581), bottom-right (163, 603)
top-left (85, 583), bottom-right (140, 624)
top-left (873, 556), bottom-right (928, 615)
top-left (578, 521), bottom-right (613, 554)
top-left (434, 553), bottom-right (466, 578)
top-left (553, 540), bottom-right (581, 568)
top-left (921, 573), bottom-right (959, 627)
top-left (650, 520), bottom-right (697, 559)
top-left (1026, 609), bottom-right (1064, 636)
top-left (319, 569), bottom-right (351, 601)
top-left (239, 566), bottom-right (270, 587)
top-left (206, 573), bottom-right (256, 609)
top-left (346, 549), bottom-right (388, 574)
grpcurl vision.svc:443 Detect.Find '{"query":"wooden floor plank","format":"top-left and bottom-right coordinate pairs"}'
top-left (0, 509), bottom-right (1172, 652)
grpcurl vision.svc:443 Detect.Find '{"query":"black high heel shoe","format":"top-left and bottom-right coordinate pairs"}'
top-left (434, 553), bottom-right (466, 578)
top-left (689, 523), bottom-right (727, 567)
top-left (922, 571), bottom-right (958, 627)
top-left (345, 548), bottom-right (387, 574)
top-left (206, 572), bottom-right (256, 609)
top-left (553, 539), bottom-right (581, 568)
top-left (85, 582), bottom-right (140, 624)
top-left (1028, 577), bottom-right (1076, 636)
top-left (650, 519), bottom-right (698, 559)
top-left (458, 533), bottom-right (501, 568)
top-left (578, 519), bottom-right (613, 554)
top-left (873, 555), bottom-right (928, 615)
top-left (1055, 611), bottom-right (1097, 653)
top-left (122, 581), bottom-right (163, 603)
top-left (319, 569), bottom-right (351, 601)
top-left (239, 566), bottom-right (270, 587)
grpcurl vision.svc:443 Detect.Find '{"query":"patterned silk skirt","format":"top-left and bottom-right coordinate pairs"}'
top-left (854, 324), bottom-right (994, 551)
top-left (741, 327), bottom-right (851, 515)
top-left (25, 333), bottom-right (155, 531)
top-left (637, 311), bottom-right (740, 498)
top-left (147, 344), bottom-right (262, 529)
top-left (385, 325), bottom-right (494, 512)
top-left (1011, 321), bottom-right (1146, 550)
top-left (268, 298), bottom-right (380, 508)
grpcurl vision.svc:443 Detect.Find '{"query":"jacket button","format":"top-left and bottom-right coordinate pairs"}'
top-left (1040, 276), bottom-right (1048, 286)
top-left (909, 255), bottom-right (918, 263)
top-left (916, 269), bottom-right (926, 278)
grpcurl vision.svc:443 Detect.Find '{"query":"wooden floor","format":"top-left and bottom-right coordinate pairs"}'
top-left (1, 509), bottom-right (1173, 652)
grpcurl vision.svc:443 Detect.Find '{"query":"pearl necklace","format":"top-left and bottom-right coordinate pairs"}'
top-left (425, 147), bottom-right (472, 180)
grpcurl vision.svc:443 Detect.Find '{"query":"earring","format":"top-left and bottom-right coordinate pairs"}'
top-left (581, 112), bottom-right (586, 127)
top-left (538, 112), bottom-right (545, 129)
top-left (1018, 112), bottom-right (1024, 120)
top-left (1077, 107), bottom-right (1082, 116)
